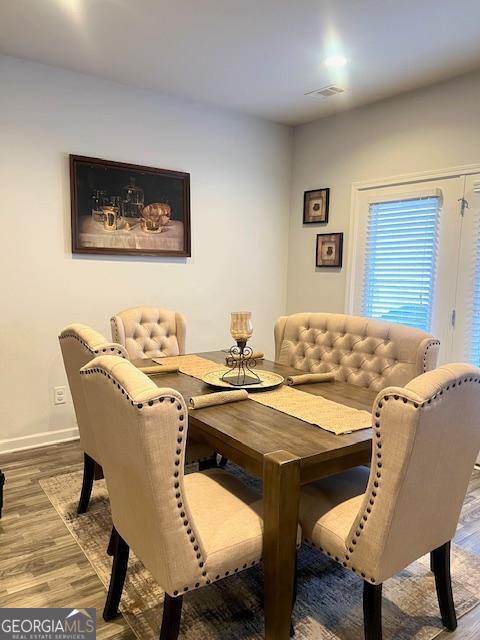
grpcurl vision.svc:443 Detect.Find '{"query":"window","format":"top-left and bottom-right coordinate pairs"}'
top-left (362, 196), bottom-right (440, 331)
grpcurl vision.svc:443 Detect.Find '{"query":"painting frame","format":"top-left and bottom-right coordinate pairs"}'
top-left (316, 232), bottom-right (343, 268)
top-left (70, 154), bottom-right (191, 258)
top-left (303, 188), bottom-right (330, 224)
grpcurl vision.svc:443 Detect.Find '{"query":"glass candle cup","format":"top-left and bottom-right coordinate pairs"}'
top-left (230, 312), bottom-right (253, 343)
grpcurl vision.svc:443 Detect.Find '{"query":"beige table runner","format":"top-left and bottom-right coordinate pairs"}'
top-left (153, 354), bottom-right (224, 378)
top-left (251, 385), bottom-right (371, 435)
top-left (156, 355), bottom-right (371, 435)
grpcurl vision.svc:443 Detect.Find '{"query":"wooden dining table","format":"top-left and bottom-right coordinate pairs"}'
top-left (138, 351), bottom-right (376, 640)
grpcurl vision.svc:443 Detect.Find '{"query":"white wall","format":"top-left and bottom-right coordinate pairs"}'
top-left (287, 69), bottom-right (480, 314)
top-left (0, 55), bottom-right (292, 452)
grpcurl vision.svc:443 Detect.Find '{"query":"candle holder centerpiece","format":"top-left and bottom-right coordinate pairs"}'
top-left (222, 312), bottom-right (261, 387)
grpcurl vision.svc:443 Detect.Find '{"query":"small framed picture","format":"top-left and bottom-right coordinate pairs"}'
top-left (303, 188), bottom-right (330, 224)
top-left (316, 233), bottom-right (343, 268)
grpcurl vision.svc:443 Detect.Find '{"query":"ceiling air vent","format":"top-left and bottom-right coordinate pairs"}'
top-left (305, 85), bottom-right (345, 100)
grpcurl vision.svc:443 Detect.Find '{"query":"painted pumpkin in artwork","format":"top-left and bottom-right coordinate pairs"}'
top-left (141, 202), bottom-right (171, 232)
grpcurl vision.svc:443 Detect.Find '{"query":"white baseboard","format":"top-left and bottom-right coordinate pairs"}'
top-left (0, 427), bottom-right (80, 455)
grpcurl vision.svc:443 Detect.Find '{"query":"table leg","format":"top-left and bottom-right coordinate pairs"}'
top-left (263, 450), bottom-right (300, 640)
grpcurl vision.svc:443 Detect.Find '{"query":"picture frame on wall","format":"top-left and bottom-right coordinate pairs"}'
top-left (316, 232), bottom-right (343, 268)
top-left (70, 155), bottom-right (191, 257)
top-left (303, 187), bottom-right (330, 224)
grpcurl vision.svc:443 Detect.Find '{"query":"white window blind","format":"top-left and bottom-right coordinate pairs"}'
top-left (362, 196), bottom-right (440, 331)
top-left (470, 221), bottom-right (480, 366)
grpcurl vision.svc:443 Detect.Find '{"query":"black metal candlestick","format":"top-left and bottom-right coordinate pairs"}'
top-left (222, 341), bottom-right (261, 386)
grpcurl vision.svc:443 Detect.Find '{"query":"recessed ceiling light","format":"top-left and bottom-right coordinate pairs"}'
top-left (324, 55), bottom-right (347, 68)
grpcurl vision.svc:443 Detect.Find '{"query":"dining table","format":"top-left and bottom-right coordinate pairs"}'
top-left (135, 351), bottom-right (376, 640)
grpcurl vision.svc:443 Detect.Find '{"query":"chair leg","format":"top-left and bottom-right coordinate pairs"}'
top-left (198, 455), bottom-right (218, 471)
top-left (0, 469), bottom-right (5, 518)
top-left (94, 462), bottom-right (104, 480)
top-left (432, 541), bottom-right (457, 631)
top-left (103, 528), bottom-right (130, 621)
top-left (106, 527), bottom-right (116, 557)
top-left (159, 593), bottom-right (183, 640)
top-left (363, 582), bottom-right (383, 640)
top-left (77, 453), bottom-right (96, 514)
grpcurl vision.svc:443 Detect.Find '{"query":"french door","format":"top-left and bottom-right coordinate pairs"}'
top-left (350, 170), bottom-right (480, 464)
top-left (350, 171), bottom-right (480, 366)
top-left (451, 174), bottom-right (480, 366)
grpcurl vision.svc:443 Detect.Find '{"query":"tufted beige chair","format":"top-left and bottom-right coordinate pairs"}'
top-left (111, 306), bottom-right (186, 360)
top-left (59, 324), bottom-right (129, 513)
top-left (79, 356), bottom-right (298, 638)
top-left (59, 324), bottom-right (213, 515)
top-left (275, 313), bottom-right (440, 392)
top-left (298, 363), bottom-right (480, 639)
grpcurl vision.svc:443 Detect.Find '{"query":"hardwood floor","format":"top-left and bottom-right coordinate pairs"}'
top-left (1, 440), bottom-right (480, 639)
top-left (0, 441), bottom-right (134, 639)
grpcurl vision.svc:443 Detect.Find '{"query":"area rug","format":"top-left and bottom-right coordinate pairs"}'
top-left (40, 468), bottom-right (480, 640)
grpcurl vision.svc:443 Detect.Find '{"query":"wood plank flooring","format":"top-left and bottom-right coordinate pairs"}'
top-left (0, 441), bottom-right (134, 639)
top-left (0, 440), bottom-right (480, 639)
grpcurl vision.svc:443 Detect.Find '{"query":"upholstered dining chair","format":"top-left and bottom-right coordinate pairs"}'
top-left (111, 305), bottom-right (186, 360)
top-left (59, 324), bottom-right (128, 514)
top-left (80, 356), bottom-right (299, 638)
top-left (298, 363), bottom-right (480, 639)
top-left (59, 324), bottom-right (214, 514)
top-left (275, 313), bottom-right (440, 392)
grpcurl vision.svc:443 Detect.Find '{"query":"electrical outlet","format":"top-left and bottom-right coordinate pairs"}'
top-left (54, 386), bottom-right (66, 405)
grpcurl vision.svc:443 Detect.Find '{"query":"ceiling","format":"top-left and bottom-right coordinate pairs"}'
top-left (1, 0), bottom-right (480, 125)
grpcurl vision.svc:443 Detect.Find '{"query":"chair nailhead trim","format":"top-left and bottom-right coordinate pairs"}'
top-left (60, 333), bottom-right (125, 357)
top-left (422, 340), bottom-right (441, 372)
top-left (183, 558), bottom-right (260, 592)
top-left (79, 365), bottom-right (186, 410)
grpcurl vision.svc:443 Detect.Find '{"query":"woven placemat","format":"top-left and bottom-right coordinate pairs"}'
top-left (158, 355), bottom-right (371, 435)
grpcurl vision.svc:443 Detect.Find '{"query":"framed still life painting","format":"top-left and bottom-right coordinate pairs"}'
top-left (316, 233), bottom-right (343, 268)
top-left (70, 155), bottom-right (191, 257)
top-left (303, 188), bottom-right (329, 224)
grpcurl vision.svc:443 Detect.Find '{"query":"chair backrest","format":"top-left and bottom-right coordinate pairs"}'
top-left (110, 306), bottom-right (186, 360)
top-left (274, 312), bottom-right (440, 392)
top-left (348, 363), bottom-right (480, 584)
top-left (58, 324), bottom-right (128, 462)
top-left (80, 356), bottom-right (205, 595)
